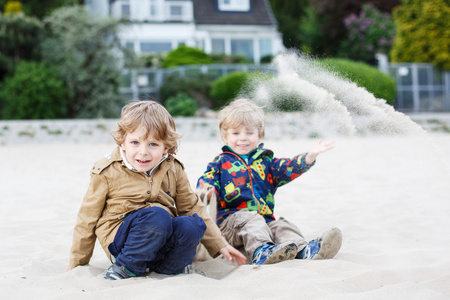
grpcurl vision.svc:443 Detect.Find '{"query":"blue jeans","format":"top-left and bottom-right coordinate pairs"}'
top-left (108, 207), bottom-right (206, 275)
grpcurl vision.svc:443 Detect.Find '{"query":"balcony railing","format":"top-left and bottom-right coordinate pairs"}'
top-left (111, 0), bottom-right (193, 22)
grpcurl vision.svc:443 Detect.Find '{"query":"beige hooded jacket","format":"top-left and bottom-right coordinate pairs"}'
top-left (69, 146), bottom-right (227, 269)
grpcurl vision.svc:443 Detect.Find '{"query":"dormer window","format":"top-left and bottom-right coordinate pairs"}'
top-left (218, 0), bottom-right (250, 12)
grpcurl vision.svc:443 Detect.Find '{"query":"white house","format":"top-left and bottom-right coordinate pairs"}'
top-left (84, 0), bottom-right (284, 64)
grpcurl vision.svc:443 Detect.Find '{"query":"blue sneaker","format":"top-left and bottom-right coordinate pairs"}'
top-left (252, 241), bottom-right (298, 265)
top-left (298, 228), bottom-right (342, 260)
top-left (103, 264), bottom-right (137, 280)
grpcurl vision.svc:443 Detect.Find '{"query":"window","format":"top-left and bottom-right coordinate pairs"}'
top-left (170, 5), bottom-right (182, 17)
top-left (259, 39), bottom-right (272, 58)
top-left (212, 39), bottom-right (225, 53)
top-left (121, 4), bottom-right (130, 18)
top-left (218, 0), bottom-right (250, 12)
top-left (231, 39), bottom-right (253, 60)
top-left (150, 0), bottom-right (161, 18)
top-left (140, 42), bottom-right (172, 54)
top-left (125, 42), bottom-right (134, 50)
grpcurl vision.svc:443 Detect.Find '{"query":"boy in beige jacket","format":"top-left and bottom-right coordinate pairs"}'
top-left (68, 101), bottom-right (245, 280)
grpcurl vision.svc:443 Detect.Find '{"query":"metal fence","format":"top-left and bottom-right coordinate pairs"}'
top-left (119, 63), bottom-right (450, 112)
top-left (119, 64), bottom-right (272, 102)
top-left (389, 63), bottom-right (450, 112)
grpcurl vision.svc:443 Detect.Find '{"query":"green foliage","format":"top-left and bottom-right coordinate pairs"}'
top-left (4, 1), bottom-right (21, 14)
top-left (390, 0), bottom-right (450, 70)
top-left (209, 53), bottom-right (250, 64)
top-left (210, 71), bottom-right (272, 108)
top-left (1, 0), bottom-right (83, 19)
top-left (269, 0), bottom-right (308, 49)
top-left (165, 93), bottom-right (198, 117)
top-left (298, 4), bottom-right (326, 55)
top-left (0, 61), bottom-right (67, 119)
top-left (339, 4), bottom-right (396, 61)
top-left (159, 74), bottom-right (213, 107)
top-left (210, 72), bottom-right (248, 108)
top-left (162, 45), bottom-right (213, 68)
top-left (0, 13), bottom-right (44, 80)
top-left (300, 0), bottom-right (400, 56)
top-left (41, 6), bottom-right (137, 118)
top-left (139, 53), bottom-right (166, 68)
top-left (320, 58), bottom-right (396, 104)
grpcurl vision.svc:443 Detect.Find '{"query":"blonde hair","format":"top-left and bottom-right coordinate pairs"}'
top-left (219, 98), bottom-right (265, 139)
top-left (111, 100), bottom-right (182, 154)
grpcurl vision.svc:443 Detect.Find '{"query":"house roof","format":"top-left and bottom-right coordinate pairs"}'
top-left (192, 0), bottom-right (277, 26)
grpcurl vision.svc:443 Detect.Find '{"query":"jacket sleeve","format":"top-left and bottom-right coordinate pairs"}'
top-left (69, 173), bottom-right (108, 269)
top-left (270, 153), bottom-right (315, 188)
top-left (174, 164), bottom-right (228, 258)
top-left (196, 156), bottom-right (222, 198)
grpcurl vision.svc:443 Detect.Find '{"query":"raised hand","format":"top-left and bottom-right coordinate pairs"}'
top-left (305, 139), bottom-right (335, 165)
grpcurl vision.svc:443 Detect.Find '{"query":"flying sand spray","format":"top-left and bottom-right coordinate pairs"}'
top-left (238, 51), bottom-right (424, 138)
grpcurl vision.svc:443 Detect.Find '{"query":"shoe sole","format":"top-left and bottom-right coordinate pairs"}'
top-left (263, 242), bottom-right (298, 265)
top-left (313, 228), bottom-right (343, 260)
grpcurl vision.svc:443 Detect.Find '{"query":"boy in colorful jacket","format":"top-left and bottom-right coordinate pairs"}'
top-left (197, 99), bottom-right (342, 265)
top-left (68, 101), bottom-right (245, 280)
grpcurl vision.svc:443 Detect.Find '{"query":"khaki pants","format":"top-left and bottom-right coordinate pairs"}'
top-left (218, 209), bottom-right (307, 259)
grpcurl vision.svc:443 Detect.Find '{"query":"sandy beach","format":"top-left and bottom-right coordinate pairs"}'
top-left (1, 129), bottom-right (450, 299)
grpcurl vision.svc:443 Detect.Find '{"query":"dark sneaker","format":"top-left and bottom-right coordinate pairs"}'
top-left (181, 264), bottom-right (206, 277)
top-left (103, 264), bottom-right (137, 280)
top-left (298, 228), bottom-right (342, 260)
top-left (252, 241), bottom-right (298, 265)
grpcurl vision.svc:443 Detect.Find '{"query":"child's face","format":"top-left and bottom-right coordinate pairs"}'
top-left (223, 125), bottom-right (261, 156)
top-left (121, 127), bottom-right (168, 173)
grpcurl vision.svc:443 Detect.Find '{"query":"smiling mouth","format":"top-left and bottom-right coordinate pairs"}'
top-left (137, 159), bottom-right (150, 164)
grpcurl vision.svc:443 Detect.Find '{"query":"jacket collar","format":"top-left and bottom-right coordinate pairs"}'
top-left (221, 143), bottom-right (272, 161)
top-left (110, 146), bottom-right (169, 176)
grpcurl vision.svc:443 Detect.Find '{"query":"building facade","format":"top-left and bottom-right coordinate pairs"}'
top-left (84, 0), bottom-right (284, 64)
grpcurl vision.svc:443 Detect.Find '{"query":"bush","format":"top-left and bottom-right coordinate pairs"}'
top-left (390, 0), bottom-right (450, 70)
top-left (210, 71), bottom-right (272, 108)
top-left (159, 74), bottom-right (213, 108)
top-left (319, 58), bottom-right (396, 105)
top-left (208, 53), bottom-right (250, 64)
top-left (210, 72), bottom-right (248, 108)
top-left (165, 93), bottom-right (198, 116)
top-left (0, 61), bottom-right (68, 119)
top-left (162, 45), bottom-right (213, 68)
top-left (0, 13), bottom-right (44, 81)
top-left (338, 3), bottom-right (396, 62)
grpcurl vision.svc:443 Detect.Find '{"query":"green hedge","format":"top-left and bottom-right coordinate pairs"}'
top-left (319, 58), bottom-right (396, 105)
top-left (162, 45), bottom-right (213, 68)
top-left (0, 61), bottom-right (67, 119)
top-left (165, 93), bottom-right (198, 116)
top-left (209, 71), bottom-right (272, 108)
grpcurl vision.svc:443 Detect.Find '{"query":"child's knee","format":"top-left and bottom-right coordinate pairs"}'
top-left (135, 207), bottom-right (172, 234)
top-left (172, 214), bottom-right (206, 242)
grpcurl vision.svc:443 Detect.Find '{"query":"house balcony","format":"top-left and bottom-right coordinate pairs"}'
top-left (111, 0), bottom-right (194, 23)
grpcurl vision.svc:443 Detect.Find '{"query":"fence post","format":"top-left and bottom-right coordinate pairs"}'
top-left (445, 71), bottom-right (450, 111)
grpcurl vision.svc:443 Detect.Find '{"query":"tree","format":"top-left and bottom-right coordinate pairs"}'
top-left (0, 12), bottom-right (44, 80)
top-left (41, 6), bottom-right (137, 118)
top-left (338, 3), bottom-right (396, 62)
top-left (390, 0), bottom-right (450, 70)
top-left (1, 0), bottom-right (83, 19)
top-left (306, 0), bottom-right (400, 56)
top-left (269, 0), bottom-right (308, 49)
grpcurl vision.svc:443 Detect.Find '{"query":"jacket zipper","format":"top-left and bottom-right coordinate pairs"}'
top-left (222, 151), bottom-right (260, 214)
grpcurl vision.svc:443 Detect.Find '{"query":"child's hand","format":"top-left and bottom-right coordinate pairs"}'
top-left (305, 139), bottom-right (335, 165)
top-left (219, 245), bottom-right (247, 265)
top-left (196, 179), bottom-right (216, 204)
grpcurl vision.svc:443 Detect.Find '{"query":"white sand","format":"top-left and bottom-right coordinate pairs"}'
top-left (1, 132), bottom-right (450, 299)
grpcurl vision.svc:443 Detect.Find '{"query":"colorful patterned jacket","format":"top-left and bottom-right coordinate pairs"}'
top-left (197, 144), bottom-right (314, 225)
